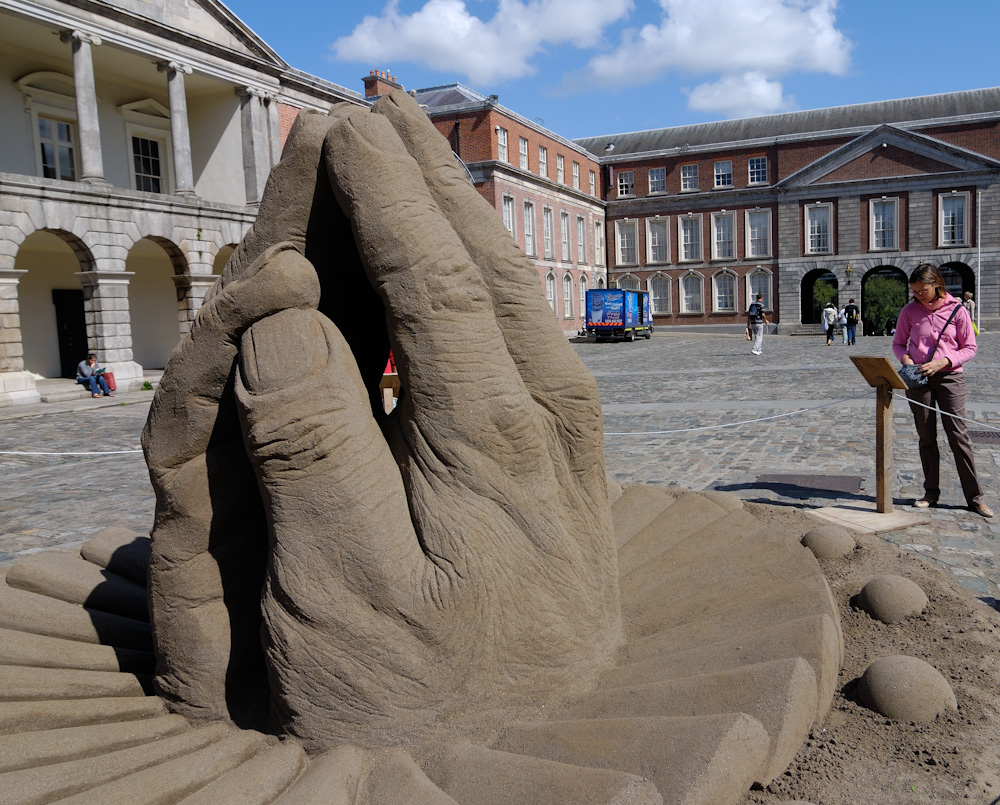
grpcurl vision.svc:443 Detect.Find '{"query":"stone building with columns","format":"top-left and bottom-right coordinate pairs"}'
top-left (0, 0), bottom-right (362, 405)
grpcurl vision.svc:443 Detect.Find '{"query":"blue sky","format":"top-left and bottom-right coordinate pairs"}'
top-left (227, 0), bottom-right (1000, 140)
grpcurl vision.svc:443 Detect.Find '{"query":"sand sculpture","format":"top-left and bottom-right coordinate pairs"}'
top-left (2, 91), bottom-right (981, 803)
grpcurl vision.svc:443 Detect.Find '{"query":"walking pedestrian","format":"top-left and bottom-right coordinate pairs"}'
top-left (838, 305), bottom-right (848, 344)
top-left (893, 264), bottom-right (993, 518)
top-left (747, 294), bottom-right (769, 355)
top-left (844, 298), bottom-right (859, 345)
top-left (821, 301), bottom-right (838, 345)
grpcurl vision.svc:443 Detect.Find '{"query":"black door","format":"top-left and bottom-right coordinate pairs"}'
top-left (52, 289), bottom-right (87, 378)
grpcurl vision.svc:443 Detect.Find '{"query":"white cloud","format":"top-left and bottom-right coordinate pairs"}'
top-left (686, 72), bottom-right (792, 118)
top-left (332, 0), bottom-right (634, 86)
top-left (587, 0), bottom-right (851, 117)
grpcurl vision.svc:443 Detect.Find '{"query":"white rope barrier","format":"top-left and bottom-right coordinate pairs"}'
top-left (891, 390), bottom-right (1000, 432)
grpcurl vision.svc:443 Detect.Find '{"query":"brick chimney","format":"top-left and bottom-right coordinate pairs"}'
top-left (363, 69), bottom-right (402, 99)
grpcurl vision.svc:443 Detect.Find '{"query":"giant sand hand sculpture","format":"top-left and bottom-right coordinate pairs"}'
top-left (0, 91), bottom-right (847, 805)
top-left (141, 91), bottom-right (622, 748)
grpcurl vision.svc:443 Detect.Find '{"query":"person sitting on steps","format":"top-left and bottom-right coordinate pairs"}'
top-left (76, 353), bottom-right (114, 398)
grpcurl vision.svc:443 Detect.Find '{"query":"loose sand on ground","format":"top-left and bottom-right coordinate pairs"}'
top-left (741, 502), bottom-right (1000, 805)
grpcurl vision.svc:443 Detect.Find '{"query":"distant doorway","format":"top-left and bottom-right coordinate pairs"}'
top-left (861, 266), bottom-right (907, 336)
top-left (52, 289), bottom-right (86, 378)
top-left (801, 269), bottom-right (838, 324)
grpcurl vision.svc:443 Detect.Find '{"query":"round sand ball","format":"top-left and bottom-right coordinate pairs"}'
top-left (800, 526), bottom-right (855, 559)
top-left (858, 655), bottom-right (957, 722)
top-left (856, 574), bottom-right (928, 623)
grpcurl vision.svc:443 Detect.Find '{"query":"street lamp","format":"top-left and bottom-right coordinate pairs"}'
top-left (845, 263), bottom-right (853, 285)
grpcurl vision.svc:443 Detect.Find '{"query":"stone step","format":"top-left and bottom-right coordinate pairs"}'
top-left (0, 697), bottom-right (166, 735)
top-left (0, 722), bottom-right (232, 805)
top-left (79, 530), bottom-right (151, 588)
top-left (0, 627), bottom-right (153, 674)
top-left (0, 665), bottom-right (149, 702)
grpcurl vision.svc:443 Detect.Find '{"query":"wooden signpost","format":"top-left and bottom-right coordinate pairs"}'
top-left (850, 356), bottom-right (908, 513)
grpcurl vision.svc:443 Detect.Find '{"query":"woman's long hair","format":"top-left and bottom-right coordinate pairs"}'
top-left (909, 263), bottom-right (947, 300)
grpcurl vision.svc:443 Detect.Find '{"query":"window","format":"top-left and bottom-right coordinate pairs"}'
top-left (563, 274), bottom-right (573, 317)
top-left (647, 218), bottom-right (669, 264)
top-left (37, 115), bottom-right (76, 181)
top-left (523, 202), bottom-right (535, 255)
top-left (539, 146), bottom-right (548, 178)
top-left (579, 274), bottom-right (588, 317)
top-left (572, 161), bottom-right (580, 189)
top-left (589, 170), bottom-right (596, 196)
top-left (711, 212), bottom-right (735, 260)
top-left (714, 160), bottom-right (733, 188)
top-left (616, 220), bottom-right (638, 266)
top-left (679, 215), bottom-right (702, 262)
top-left (746, 210), bottom-right (772, 258)
top-left (805, 203), bottom-right (833, 254)
top-left (502, 195), bottom-right (515, 235)
top-left (649, 167), bottom-right (666, 194)
top-left (557, 155), bottom-right (565, 184)
top-left (577, 217), bottom-right (587, 263)
top-left (546, 272), bottom-right (556, 313)
top-left (680, 273), bottom-right (704, 313)
top-left (519, 136), bottom-right (529, 170)
top-left (497, 127), bottom-right (508, 162)
top-left (940, 192), bottom-right (969, 246)
top-left (748, 156), bottom-right (767, 185)
top-left (561, 212), bottom-right (571, 261)
top-left (617, 170), bottom-right (634, 197)
top-left (543, 208), bottom-right (554, 259)
top-left (594, 221), bottom-right (605, 266)
top-left (120, 99), bottom-right (173, 194)
top-left (618, 275), bottom-right (640, 291)
top-left (651, 276), bottom-right (670, 314)
top-left (871, 198), bottom-right (898, 250)
top-left (131, 136), bottom-right (164, 193)
top-left (713, 271), bottom-right (736, 312)
top-left (748, 269), bottom-right (772, 310)
top-left (681, 164), bottom-right (699, 191)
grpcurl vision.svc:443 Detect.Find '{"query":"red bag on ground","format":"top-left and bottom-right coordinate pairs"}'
top-left (103, 371), bottom-right (116, 391)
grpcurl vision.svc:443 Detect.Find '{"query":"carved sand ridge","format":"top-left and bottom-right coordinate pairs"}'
top-left (0, 485), bottom-right (842, 804)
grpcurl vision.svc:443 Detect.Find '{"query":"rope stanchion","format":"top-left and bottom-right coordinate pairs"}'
top-left (891, 390), bottom-right (1000, 432)
top-left (603, 394), bottom-right (870, 437)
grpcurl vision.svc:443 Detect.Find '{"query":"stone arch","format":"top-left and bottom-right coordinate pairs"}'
top-left (800, 268), bottom-right (838, 325)
top-left (213, 244), bottom-right (238, 275)
top-left (938, 261), bottom-right (975, 299)
top-left (15, 228), bottom-right (94, 377)
top-left (860, 264), bottom-right (907, 337)
top-left (615, 273), bottom-right (640, 291)
top-left (126, 236), bottom-right (187, 369)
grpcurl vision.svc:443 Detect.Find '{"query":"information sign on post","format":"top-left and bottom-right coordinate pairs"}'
top-left (850, 357), bottom-right (908, 513)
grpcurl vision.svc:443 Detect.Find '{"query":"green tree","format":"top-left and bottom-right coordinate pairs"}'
top-left (812, 279), bottom-right (838, 322)
top-left (863, 276), bottom-right (907, 336)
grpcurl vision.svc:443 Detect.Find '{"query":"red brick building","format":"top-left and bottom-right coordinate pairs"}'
top-left (363, 71), bottom-right (607, 334)
top-left (575, 89), bottom-right (1000, 333)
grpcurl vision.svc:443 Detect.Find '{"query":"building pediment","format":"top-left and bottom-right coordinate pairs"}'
top-left (776, 125), bottom-right (1000, 189)
top-left (84, 0), bottom-right (287, 68)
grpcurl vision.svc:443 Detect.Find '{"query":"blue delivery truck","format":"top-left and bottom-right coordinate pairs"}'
top-left (585, 289), bottom-right (653, 341)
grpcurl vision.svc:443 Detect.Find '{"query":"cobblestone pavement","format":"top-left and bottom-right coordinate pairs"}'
top-left (3, 332), bottom-right (1000, 601)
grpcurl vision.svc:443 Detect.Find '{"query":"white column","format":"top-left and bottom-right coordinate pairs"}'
top-left (266, 95), bottom-right (282, 165)
top-left (60, 30), bottom-right (106, 185)
top-left (237, 86), bottom-right (273, 205)
top-left (157, 61), bottom-right (196, 196)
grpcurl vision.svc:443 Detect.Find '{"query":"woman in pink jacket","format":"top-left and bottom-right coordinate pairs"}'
top-left (893, 264), bottom-right (992, 517)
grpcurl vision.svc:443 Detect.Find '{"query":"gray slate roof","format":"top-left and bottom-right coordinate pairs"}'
top-left (573, 87), bottom-right (1000, 158)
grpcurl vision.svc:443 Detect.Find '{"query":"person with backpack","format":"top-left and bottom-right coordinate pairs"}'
top-left (844, 298), bottom-right (860, 345)
top-left (747, 294), bottom-right (769, 355)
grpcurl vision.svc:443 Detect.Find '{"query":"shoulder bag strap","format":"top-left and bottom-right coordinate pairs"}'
top-left (926, 303), bottom-right (963, 362)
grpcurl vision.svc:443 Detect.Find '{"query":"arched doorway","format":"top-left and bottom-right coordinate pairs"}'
top-left (16, 230), bottom-right (90, 378)
top-left (801, 269), bottom-right (838, 324)
top-left (939, 261), bottom-right (975, 300)
top-left (127, 237), bottom-right (185, 369)
top-left (861, 266), bottom-right (907, 337)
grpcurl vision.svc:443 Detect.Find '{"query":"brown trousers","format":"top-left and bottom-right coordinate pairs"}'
top-left (905, 371), bottom-right (984, 506)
